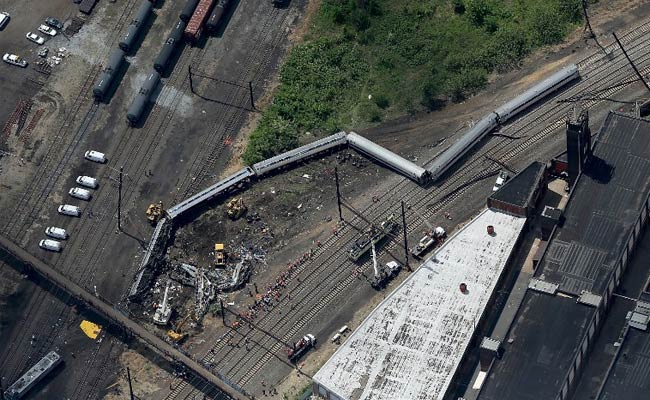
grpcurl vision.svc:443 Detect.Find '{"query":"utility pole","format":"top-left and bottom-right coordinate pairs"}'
top-left (334, 167), bottom-right (343, 222)
top-left (127, 367), bottom-right (135, 400)
top-left (1, 380), bottom-right (5, 400)
top-left (613, 32), bottom-right (650, 94)
top-left (401, 201), bottom-right (410, 271)
top-left (117, 166), bottom-right (123, 231)
top-left (248, 81), bottom-right (255, 110)
top-left (220, 299), bottom-right (226, 325)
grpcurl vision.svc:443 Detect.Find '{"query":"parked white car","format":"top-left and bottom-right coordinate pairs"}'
top-left (26, 32), bottom-right (45, 45)
top-left (76, 175), bottom-right (98, 189)
top-left (0, 12), bottom-right (10, 29)
top-left (39, 239), bottom-right (62, 252)
top-left (58, 204), bottom-right (81, 217)
top-left (3, 53), bottom-right (27, 68)
top-left (492, 170), bottom-right (510, 192)
top-left (84, 150), bottom-right (106, 163)
top-left (69, 187), bottom-right (92, 200)
top-left (45, 227), bottom-right (68, 240)
top-left (37, 24), bottom-right (57, 36)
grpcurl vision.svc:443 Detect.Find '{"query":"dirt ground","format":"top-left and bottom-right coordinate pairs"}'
top-left (140, 150), bottom-right (388, 344)
top-left (135, 0), bottom-right (650, 398)
top-left (0, 0), bottom-right (308, 398)
top-left (2, 0), bottom-right (650, 399)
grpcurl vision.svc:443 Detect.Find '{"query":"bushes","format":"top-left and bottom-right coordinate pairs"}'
top-left (244, 0), bottom-right (590, 163)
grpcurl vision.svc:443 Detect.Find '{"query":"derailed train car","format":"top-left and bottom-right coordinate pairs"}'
top-left (153, 20), bottom-right (186, 73)
top-left (347, 132), bottom-right (431, 184)
top-left (428, 64), bottom-right (580, 181)
top-left (119, 1), bottom-right (153, 52)
top-left (166, 167), bottom-right (255, 220)
top-left (126, 70), bottom-right (160, 125)
top-left (251, 132), bottom-right (348, 176)
top-left (92, 48), bottom-right (125, 101)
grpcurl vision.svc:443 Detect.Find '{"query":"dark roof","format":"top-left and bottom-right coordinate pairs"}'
top-left (480, 294), bottom-right (592, 400)
top-left (489, 161), bottom-right (545, 209)
top-left (479, 112), bottom-right (650, 400)
top-left (599, 328), bottom-right (650, 400)
top-left (554, 151), bottom-right (568, 163)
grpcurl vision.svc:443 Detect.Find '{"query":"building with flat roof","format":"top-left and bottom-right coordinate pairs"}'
top-left (487, 161), bottom-right (546, 217)
top-left (478, 112), bottom-right (650, 400)
top-left (312, 208), bottom-right (527, 400)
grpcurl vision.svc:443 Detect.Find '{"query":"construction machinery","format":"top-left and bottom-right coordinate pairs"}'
top-left (214, 243), bottom-right (226, 266)
top-left (286, 334), bottom-right (316, 362)
top-left (410, 207), bottom-right (446, 259)
top-left (146, 201), bottom-right (164, 225)
top-left (348, 214), bottom-right (398, 261)
top-left (226, 197), bottom-right (246, 220)
top-left (370, 242), bottom-right (402, 289)
top-left (153, 281), bottom-right (172, 326)
top-left (168, 312), bottom-right (195, 343)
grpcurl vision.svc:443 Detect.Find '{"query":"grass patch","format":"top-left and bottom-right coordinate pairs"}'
top-left (243, 0), bottom-right (592, 164)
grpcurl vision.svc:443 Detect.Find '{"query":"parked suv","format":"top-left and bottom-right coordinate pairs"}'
top-left (45, 17), bottom-right (64, 30)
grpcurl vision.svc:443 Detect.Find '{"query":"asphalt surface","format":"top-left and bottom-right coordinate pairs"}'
top-left (0, 0), bottom-right (77, 131)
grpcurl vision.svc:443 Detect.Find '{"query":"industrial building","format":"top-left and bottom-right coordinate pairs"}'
top-left (477, 112), bottom-right (650, 400)
top-left (312, 208), bottom-right (527, 400)
top-left (487, 161), bottom-right (547, 218)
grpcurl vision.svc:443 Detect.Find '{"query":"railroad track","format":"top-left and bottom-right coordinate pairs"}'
top-left (163, 17), bottom-right (650, 395)
top-left (5, 2), bottom-right (294, 399)
top-left (0, 0), bottom-right (146, 383)
top-left (172, 5), bottom-right (286, 204)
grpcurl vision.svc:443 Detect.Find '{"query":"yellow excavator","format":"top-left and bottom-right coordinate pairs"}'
top-left (167, 312), bottom-right (195, 343)
top-left (146, 201), bottom-right (164, 225)
top-left (226, 197), bottom-right (246, 220)
top-left (215, 243), bottom-right (226, 266)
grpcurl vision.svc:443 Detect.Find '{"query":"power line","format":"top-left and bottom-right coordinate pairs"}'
top-left (612, 32), bottom-right (650, 94)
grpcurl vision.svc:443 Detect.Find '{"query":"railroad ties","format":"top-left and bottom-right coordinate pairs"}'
top-left (0, 234), bottom-right (248, 400)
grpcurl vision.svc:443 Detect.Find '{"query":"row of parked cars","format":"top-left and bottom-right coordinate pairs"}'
top-left (1, 13), bottom-right (63, 68)
top-left (39, 151), bottom-right (107, 252)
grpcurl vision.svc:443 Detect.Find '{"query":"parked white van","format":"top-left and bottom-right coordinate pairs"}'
top-left (58, 204), bottom-right (81, 217)
top-left (45, 227), bottom-right (68, 240)
top-left (76, 176), bottom-right (98, 189)
top-left (39, 239), bottom-right (62, 252)
top-left (0, 12), bottom-right (10, 29)
top-left (84, 150), bottom-right (106, 163)
top-left (69, 187), bottom-right (92, 200)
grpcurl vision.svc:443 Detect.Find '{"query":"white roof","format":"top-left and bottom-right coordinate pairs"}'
top-left (313, 209), bottom-right (527, 400)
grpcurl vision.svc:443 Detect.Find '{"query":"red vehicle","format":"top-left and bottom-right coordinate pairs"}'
top-left (184, 0), bottom-right (215, 42)
top-left (286, 334), bottom-right (316, 362)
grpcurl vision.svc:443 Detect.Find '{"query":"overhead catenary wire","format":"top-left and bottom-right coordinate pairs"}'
top-left (613, 31), bottom-right (650, 94)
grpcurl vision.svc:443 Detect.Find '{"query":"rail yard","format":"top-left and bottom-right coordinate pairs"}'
top-left (2, 1), bottom-right (650, 400)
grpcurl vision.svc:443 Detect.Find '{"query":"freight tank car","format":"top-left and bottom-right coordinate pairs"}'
top-left (180, 0), bottom-right (200, 22)
top-left (93, 48), bottom-right (125, 101)
top-left (184, 0), bottom-right (215, 42)
top-left (126, 70), bottom-right (160, 125)
top-left (119, 1), bottom-right (153, 52)
top-left (153, 19), bottom-right (186, 73)
top-left (205, 0), bottom-right (231, 33)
